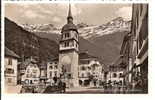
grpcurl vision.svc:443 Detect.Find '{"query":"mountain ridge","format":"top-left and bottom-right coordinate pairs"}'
top-left (6, 17), bottom-right (131, 65)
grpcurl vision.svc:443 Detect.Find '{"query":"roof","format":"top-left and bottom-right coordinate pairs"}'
top-left (111, 55), bottom-right (123, 66)
top-left (120, 33), bottom-right (131, 54)
top-left (79, 52), bottom-right (97, 60)
top-left (61, 23), bottom-right (78, 32)
top-left (51, 57), bottom-right (59, 61)
top-left (5, 47), bottom-right (20, 58)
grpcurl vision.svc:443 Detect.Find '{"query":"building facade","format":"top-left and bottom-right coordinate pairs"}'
top-left (107, 64), bottom-right (124, 86)
top-left (130, 4), bottom-right (148, 93)
top-left (58, 4), bottom-right (79, 87)
top-left (47, 59), bottom-right (59, 85)
top-left (5, 47), bottom-right (19, 86)
top-left (21, 61), bottom-right (40, 85)
top-left (78, 52), bottom-right (104, 87)
top-left (120, 4), bottom-right (148, 93)
top-left (39, 62), bottom-right (47, 84)
top-left (120, 33), bottom-right (132, 86)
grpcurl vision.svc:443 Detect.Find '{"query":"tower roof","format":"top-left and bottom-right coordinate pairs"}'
top-left (61, 4), bottom-right (78, 33)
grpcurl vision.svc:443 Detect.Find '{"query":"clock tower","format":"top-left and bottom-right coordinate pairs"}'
top-left (59, 4), bottom-right (79, 87)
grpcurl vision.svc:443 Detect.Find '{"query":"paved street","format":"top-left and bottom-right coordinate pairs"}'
top-left (66, 87), bottom-right (104, 94)
top-left (65, 87), bottom-right (143, 94)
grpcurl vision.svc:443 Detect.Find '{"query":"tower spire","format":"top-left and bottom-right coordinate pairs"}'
top-left (68, 4), bottom-right (72, 18)
top-left (67, 3), bottom-right (73, 23)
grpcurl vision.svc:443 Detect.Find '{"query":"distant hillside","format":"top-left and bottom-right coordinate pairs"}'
top-left (32, 31), bottom-right (127, 65)
top-left (5, 18), bottom-right (59, 63)
top-left (20, 17), bottom-right (131, 65)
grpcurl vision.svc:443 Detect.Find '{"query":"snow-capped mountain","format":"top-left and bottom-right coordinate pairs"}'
top-left (21, 17), bottom-right (131, 39)
top-left (78, 17), bottom-right (131, 39)
top-left (20, 23), bottom-right (61, 34)
top-left (17, 17), bottom-right (131, 65)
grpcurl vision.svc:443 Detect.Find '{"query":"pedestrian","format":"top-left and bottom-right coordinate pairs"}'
top-left (62, 82), bottom-right (66, 93)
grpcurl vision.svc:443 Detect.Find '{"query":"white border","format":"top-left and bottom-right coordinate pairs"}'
top-left (3, 0), bottom-right (149, 3)
top-left (1, 0), bottom-right (155, 100)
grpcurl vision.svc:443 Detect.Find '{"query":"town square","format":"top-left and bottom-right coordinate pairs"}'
top-left (4, 3), bottom-right (148, 94)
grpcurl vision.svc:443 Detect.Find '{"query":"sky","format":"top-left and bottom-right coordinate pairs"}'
top-left (5, 3), bottom-right (132, 27)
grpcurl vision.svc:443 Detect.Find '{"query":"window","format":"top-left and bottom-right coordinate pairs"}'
top-left (119, 73), bottom-right (123, 78)
top-left (113, 73), bottom-right (117, 78)
top-left (26, 74), bottom-right (31, 78)
top-left (70, 41), bottom-right (74, 47)
top-left (8, 58), bottom-right (12, 65)
top-left (119, 80), bottom-right (123, 85)
top-left (5, 68), bottom-right (14, 74)
top-left (81, 66), bottom-right (86, 71)
top-left (32, 74), bottom-right (37, 78)
top-left (81, 73), bottom-right (85, 78)
top-left (33, 69), bottom-right (37, 74)
top-left (65, 33), bottom-right (70, 38)
top-left (76, 43), bottom-right (78, 48)
top-left (87, 72), bottom-right (90, 77)
top-left (55, 65), bottom-right (58, 69)
top-left (50, 71), bottom-right (52, 78)
top-left (50, 66), bottom-right (53, 69)
top-left (65, 42), bottom-right (69, 47)
top-left (140, 4), bottom-right (143, 16)
top-left (27, 69), bottom-right (30, 73)
top-left (7, 78), bottom-right (12, 83)
top-left (68, 73), bottom-right (72, 79)
top-left (54, 71), bottom-right (57, 77)
top-left (136, 10), bottom-right (139, 29)
top-left (76, 34), bottom-right (78, 39)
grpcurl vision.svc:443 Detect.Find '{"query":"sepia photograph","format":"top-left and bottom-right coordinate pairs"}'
top-left (4, 3), bottom-right (148, 94)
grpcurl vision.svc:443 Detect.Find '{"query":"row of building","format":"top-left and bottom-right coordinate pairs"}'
top-left (4, 4), bottom-right (106, 90)
top-left (107, 4), bottom-right (148, 93)
top-left (5, 47), bottom-right (105, 88)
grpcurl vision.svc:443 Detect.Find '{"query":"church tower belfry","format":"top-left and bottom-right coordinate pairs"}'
top-left (59, 4), bottom-right (79, 87)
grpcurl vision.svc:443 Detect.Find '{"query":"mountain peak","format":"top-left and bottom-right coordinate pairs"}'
top-left (112, 17), bottom-right (124, 22)
top-left (77, 23), bottom-right (89, 29)
top-left (20, 23), bottom-right (59, 33)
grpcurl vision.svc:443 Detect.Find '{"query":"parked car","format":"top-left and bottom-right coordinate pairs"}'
top-left (43, 82), bottom-right (66, 93)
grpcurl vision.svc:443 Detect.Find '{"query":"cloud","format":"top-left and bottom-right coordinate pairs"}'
top-left (72, 4), bottom-right (82, 16)
top-left (116, 6), bottom-right (132, 21)
top-left (23, 10), bottom-right (38, 18)
top-left (5, 3), bottom-right (132, 27)
top-left (52, 17), bottom-right (62, 23)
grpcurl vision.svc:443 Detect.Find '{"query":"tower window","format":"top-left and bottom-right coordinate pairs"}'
top-left (70, 41), bottom-right (74, 47)
top-left (65, 42), bottom-right (69, 47)
top-left (76, 34), bottom-right (78, 39)
top-left (76, 43), bottom-right (78, 48)
top-left (65, 33), bottom-right (70, 38)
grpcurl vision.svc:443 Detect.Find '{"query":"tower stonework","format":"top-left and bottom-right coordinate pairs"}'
top-left (58, 4), bottom-right (79, 87)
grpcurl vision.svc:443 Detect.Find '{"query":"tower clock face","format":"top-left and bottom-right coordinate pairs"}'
top-left (61, 55), bottom-right (71, 72)
top-left (61, 55), bottom-right (71, 65)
